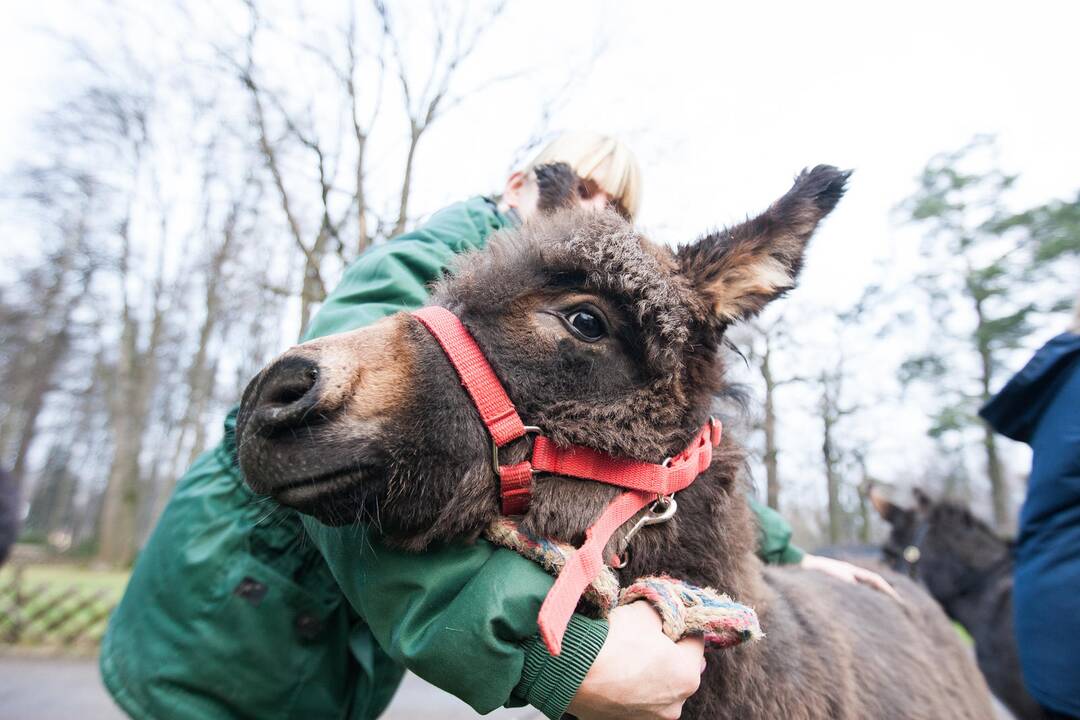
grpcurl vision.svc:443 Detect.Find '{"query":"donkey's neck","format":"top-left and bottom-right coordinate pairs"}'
top-left (618, 448), bottom-right (763, 605)
top-left (938, 550), bottom-right (1013, 626)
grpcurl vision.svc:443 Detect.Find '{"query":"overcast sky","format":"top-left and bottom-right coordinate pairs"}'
top-left (5, 2), bottom-right (1078, 288)
top-left (3, 1), bottom-right (1077, 531)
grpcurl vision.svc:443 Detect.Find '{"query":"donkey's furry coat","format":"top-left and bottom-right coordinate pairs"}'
top-left (238, 166), bottom-right (995, 718)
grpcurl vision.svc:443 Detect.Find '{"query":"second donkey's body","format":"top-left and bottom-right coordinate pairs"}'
top-left (237, 166), bottom-right (995, 718)
top-left (876, 490), bottom-right (1043, 719)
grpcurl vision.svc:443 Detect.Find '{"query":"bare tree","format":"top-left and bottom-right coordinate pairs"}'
top-left (815, 364), bottom-right (858, 544)
top-left (4, 162), bottom-right (103, 511)
top-left (89, 83), bottom-right (165, 567)
top-left (1, 0), bottom-right (603, 565)
top-left (226, 0), bottom-right (511, 333)
top-left (374, 0), bottom-right (508, 237)
top-left (745, 315), bottom-right (802, 511)
top-left (154, 164), bottom-right (262, 519)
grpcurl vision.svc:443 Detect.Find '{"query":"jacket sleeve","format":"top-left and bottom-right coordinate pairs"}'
top-left (302, 197), bottom-right (504, 340)
top-left (749, 495), bottom-right (805, 565)
top-left (301, 198), bottom-right (607, 718)
top-left (304, 519), bottom-right (606, 716)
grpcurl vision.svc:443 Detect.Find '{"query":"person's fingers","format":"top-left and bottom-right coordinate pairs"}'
top-left (855, 569), bottom-right (903, 603)
top-left (674, 634), bottom-right (705, 657)
top-left (659, 702), bottom-right (687, 720)
top-left (671, 635), bottom-right (705, 696)
top-left (619, 599), bottom-right (664, 630)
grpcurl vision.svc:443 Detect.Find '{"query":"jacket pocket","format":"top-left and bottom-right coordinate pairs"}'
top-left (200, 550), bottom-right (348, 719)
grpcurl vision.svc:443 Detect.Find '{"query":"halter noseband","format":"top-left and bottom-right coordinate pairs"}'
top-left (412, 305), bottom-right (721, 654)
top-left (901, 521), bottom-right (931, 577)
top-left (900, 518), bottom-right (1014, 610)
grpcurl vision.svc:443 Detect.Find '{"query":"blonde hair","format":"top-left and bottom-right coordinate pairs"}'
top-left (525, 131), bottom-right (643, 220)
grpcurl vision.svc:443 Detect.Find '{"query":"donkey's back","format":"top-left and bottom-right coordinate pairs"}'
top-left (690, 564), bottom-right (996, 719)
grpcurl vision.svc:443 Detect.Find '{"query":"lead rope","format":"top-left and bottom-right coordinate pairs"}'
top-left (486, 518), bottom-right (763, 649)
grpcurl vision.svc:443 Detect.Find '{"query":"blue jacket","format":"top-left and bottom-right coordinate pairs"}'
top-left (980, 331), bottom-right (1080, 717)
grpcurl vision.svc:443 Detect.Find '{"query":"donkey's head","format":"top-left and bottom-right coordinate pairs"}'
top-left (237, 166), bottom-right (849, 549)
top-left (872, 487), bottom-right (1012, 607)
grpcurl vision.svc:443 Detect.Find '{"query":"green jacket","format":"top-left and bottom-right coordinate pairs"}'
top-left (101, 196), bottom-right (803, 720)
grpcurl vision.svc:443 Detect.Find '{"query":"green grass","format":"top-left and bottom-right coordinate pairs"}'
top-left (0, 563), bottom-right (131, 648)
top-left (0, 564), bottom-right (130, 596)
top-left (953, 621), bottom-right (974, 647)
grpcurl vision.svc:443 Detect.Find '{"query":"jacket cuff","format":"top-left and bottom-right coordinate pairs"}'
top-left (513, 614), bottom-right (608, 719)
top-left (778, 543), bottom-right (806, 565)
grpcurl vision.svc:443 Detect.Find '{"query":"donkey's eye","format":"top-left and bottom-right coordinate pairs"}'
top-left (563, 307), bottom-right (608, 342)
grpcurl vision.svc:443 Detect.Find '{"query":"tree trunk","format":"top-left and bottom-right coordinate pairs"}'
top-left (8, 244), bottom-right (84, 496)
top-left (186, 356), bottom-right (219, 467)
top-left (760, 342), bottom-right (780, 510)
top-left (158, 214), bottom-right (237, 511)
top-left (856, 464), bottom-right (873, 544)
top-left (299, 234), bottom-right (329, 337)
top-left (98, 272), bottom-right (167, 566)
top-left (984, 423), bottom-right (1009, 528)
top-left (820, 373), bottom-right (842, 544)
top-left (98, 312), bottom-right (141, 567)
top-left (823, 413), bottom-right (841, 544)
top-left (10, 327), bottom-right (70, 498)
top-left (973, 296), bottom-right (1010, 528)
top-left (71, 350), bottom-right (110, 550)
top-left (393, 126), bottom-right (421, 237)
top-left (356, 134), bottom-right (369, 254)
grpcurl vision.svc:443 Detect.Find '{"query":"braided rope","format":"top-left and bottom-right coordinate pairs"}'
top-left (486, 518), bottom-right (621, 613)
top-left (484, 518), bottom-right (763, 648)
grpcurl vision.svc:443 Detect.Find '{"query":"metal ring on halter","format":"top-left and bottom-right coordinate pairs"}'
top-left (611, 495), bottom-right (679, 568)
top-left (490, 426), bottom-right (542, 476)
top-left (661, 418), bottom-right (719, 468)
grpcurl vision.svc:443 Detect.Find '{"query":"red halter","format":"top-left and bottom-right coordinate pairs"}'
top-left (412, 306), bottom-right (721, 655)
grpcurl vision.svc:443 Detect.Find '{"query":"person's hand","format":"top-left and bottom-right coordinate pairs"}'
top-left (567, 600), bottom-right (705, 720)
top-left (800, 553), bottom-right (902, 602)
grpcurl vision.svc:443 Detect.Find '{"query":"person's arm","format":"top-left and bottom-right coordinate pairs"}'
top-left (748, 495), bottom-right (805, 565)
top-left (565, 602), bottom-right (705, 720)
top-left (303, 198), bottom-right (611, 717)
top-left (749, 495), bottom-right (898, 599)
top-left (300, 197), bottom-right (505, 342)
top-left (300, 200), bottom-right (704, 715)
top-left (304, 519), bottom-right (608, 716)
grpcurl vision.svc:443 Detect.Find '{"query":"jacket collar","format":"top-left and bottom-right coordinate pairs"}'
top-left (980, 332), bottom-right (1080, 443)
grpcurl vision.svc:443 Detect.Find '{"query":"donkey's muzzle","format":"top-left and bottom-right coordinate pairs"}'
top-left (234, 316), bottom-right (414, 520)
top-left (243, 355), bottom-right (323, 436)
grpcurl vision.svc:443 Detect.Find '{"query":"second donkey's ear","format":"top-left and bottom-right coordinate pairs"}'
top-left (677, 165), bottom-right (850, 324)
top-left (869, 485), bottom-right (908, 525)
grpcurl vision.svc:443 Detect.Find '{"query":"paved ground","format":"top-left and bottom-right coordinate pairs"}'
top-left (0, 654), bottom-right (542, 720)
top-left (0, 652), bottom-right (1018, 720)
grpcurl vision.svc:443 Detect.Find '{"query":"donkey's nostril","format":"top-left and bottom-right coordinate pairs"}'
top-left (250, 356), bottom-right (322, 432)
top-left (264, 364), bottom-right (318, 406)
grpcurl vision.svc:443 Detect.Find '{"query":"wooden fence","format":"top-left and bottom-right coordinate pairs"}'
top-left (0, 564), bottom-right (119, 648)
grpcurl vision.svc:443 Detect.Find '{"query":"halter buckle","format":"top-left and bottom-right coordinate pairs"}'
top-left (902, 545), bottom-right (921, 564)
top-left (618, 495), bottom-right (678, 554)
top-left (491, 426), bottom-right (542, 476)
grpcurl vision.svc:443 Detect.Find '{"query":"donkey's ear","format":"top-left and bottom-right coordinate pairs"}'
top-left (869, 485), bottom-right (907, 525)
top-left (677, 165), bottom-right (850, 323)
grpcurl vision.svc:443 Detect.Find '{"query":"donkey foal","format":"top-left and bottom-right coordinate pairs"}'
top-left (238, 166), bottom-right (995, 719)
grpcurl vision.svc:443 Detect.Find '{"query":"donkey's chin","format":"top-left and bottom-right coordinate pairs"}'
top-left (264, 467), bottom-right (388, 526)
